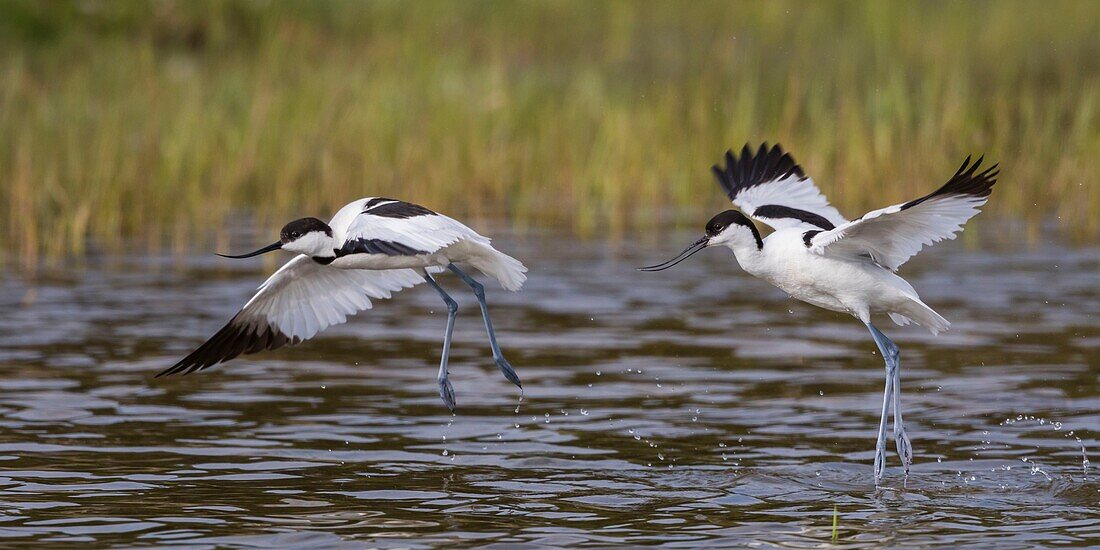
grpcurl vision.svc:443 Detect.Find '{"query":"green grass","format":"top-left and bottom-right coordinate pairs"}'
top-left (1, 0), bottom-right (1097, 265)
top-left (832, 504), bottom-right (839, 543)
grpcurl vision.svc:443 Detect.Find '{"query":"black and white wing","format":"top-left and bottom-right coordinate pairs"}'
top-left (158, 255), bottom-right (424, 376)
top-left (712, 143), bottom-right (847, 231)
top-left (332, 197), bottom-right (490, 257)
top-left (806, 156), bottom-right (999, 271)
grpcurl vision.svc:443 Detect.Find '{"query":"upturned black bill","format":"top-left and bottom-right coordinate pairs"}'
top-left (636, 236), bottom-right (709, 271)
top-left (216, 241), bottom-right (283, 259)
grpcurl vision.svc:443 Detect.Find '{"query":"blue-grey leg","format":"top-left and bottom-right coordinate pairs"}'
top-left (890, 344), bottom-right (913, 476)
top-left (866, 322), bottom-right (911, 482)
top-left (872, 344), bottom-right (893, 484)
top-left (424, 271), bottom-right (458, 412)
top-left (447, 264), bottom-right (522, 389)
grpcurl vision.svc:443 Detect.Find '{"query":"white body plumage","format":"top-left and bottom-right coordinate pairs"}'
top-left (726, 227), bottom-right (946, 332)
top-left (641, 143), bottom-right (998, 483)
top-left (645, 143), bottom-right (996, 335)
top-left (161, 196), bottom-right (527, 379)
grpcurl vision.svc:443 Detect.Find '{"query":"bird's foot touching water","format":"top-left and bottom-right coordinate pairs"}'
top-left (439, 376), bottom-right (457, 413)
top-left (873, 435), bottom-right (888, 484)
top-left (496, 356), bottom-right (523, 389)
top-left (895, 425), bottom-right (913, 476)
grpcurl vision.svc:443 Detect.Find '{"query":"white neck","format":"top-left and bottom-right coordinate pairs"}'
top-left (719, 238), bottom-right (765, 275)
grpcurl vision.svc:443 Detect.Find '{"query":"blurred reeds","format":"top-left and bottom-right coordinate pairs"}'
top-left (1, 0), bottom-right (1097, 265)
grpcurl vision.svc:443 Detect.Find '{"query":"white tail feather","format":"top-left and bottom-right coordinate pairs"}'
top-left (468, 250), bottom-right (527, 291)
top-left (894, 299), bottom-right (950, 335)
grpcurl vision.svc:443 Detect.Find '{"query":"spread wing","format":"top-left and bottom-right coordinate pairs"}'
top-left (807, 156), bottom-right (999, 271)
top-left (334, 197), bottom-right (490, 256)
top-left (712, 143), bottom-right (847, 231)
top-left (158, 255), bottom-right (424, 376)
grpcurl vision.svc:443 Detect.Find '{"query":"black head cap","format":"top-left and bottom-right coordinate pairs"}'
top-left (280, 217), bottom-right (333, 243)
top-left (705, 210), bottom-right (753, 237)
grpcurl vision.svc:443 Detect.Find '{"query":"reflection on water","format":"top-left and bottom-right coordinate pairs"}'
top-left (0, 228), bottom-right (1097, 546)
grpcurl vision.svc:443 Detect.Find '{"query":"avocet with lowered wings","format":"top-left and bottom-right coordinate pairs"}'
top-left (158, 197), bottom-right (527, 412)
top-left (640, 143), bottom-right (998, 484)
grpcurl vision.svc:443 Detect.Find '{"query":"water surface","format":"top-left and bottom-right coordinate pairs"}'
top-left (0, 229), bottom-right (1097, 547)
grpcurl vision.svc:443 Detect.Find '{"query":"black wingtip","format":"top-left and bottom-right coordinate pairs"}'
top-left (157, 316), bottom-right (290, 380)
top-left (901, 154), bottom-right (1000, 210)
top-left (155, 361), bottom-right (192, 378)
top-left (712, 142), bottom-right (805, 201)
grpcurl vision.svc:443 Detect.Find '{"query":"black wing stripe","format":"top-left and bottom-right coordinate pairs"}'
top-left (338, 238), bottom-right (430, 257)
top-left (712, 142), bottom-right (806, 201)
top-left (753, 204), bottom-right (836, 230)
top-left (802, 230), bottom-right (823, 247)
top-left (362, 198), bottom-right (436, 218)
top-left (363, 197), bottom-right (395, 209)
top-left (901, 156), bottom-right (999, 211)
top-left (156, 316), bottom-right (289, 377)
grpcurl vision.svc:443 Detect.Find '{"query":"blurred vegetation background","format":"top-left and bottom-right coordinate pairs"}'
top-left (0, 0), bottom-right (1097, 265)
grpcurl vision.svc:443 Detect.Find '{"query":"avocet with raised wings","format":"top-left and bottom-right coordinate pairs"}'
top-left (159, 197), bottom-right (527, 412)
top-left (640, 143), bottom-right (998, 484)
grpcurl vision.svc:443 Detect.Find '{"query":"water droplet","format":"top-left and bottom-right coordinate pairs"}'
top-left (442, 450), bottom-right (449, 456)
top-left (580, 409), bottom-right (589, 416)
top-left (595, 370), bottom-right (602, 376)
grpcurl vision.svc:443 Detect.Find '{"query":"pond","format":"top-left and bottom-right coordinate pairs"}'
top-left (0, 227), bottom-right (1096, 546)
